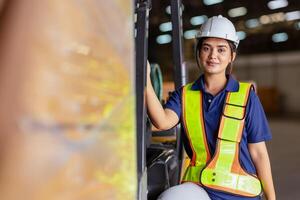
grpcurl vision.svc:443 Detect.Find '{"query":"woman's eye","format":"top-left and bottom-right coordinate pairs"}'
top-left (202, 46), bottom-right (209, 51)
top-left (218, 48), bottom-right (226, 53)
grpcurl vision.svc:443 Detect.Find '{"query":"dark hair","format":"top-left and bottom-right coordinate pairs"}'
top-left (195, 38), bottom-right (237, 75)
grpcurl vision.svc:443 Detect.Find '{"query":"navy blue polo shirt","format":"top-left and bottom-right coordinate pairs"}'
top-left (165, 74), bottom-right (272, 200)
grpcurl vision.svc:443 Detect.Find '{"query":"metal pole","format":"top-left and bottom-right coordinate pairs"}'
top-left (135, 1), bottom-right (150, 199)
top-left (170, 0), bottom-right (186, 88)
top-left (170, 0), bottom-right (186, 184)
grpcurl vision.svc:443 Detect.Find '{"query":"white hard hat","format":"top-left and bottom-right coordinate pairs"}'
top-left (157, 182), bottom-right (211, 200)
top-left (196, 15), bottom-right (239, 48)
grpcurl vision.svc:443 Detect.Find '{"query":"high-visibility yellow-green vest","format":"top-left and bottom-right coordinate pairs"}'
top-left (181, 82), bottom-right (262, 197)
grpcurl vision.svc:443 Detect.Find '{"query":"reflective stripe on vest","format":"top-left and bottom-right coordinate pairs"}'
top-left (182, 82), bottom-right (262, 197)
top-left (181, 83), bottom-right (211, 183)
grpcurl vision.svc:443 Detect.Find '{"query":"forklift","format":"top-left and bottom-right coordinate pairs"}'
top-left (134, 0), bottom-right (187, 199)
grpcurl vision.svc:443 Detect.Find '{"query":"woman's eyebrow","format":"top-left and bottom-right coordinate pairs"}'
top-left (202, 43), bottom-right (228, 48)
top-left (217, 45), bottom-right (228, 48)
top-left (202, 42), bottom-right (211, 47)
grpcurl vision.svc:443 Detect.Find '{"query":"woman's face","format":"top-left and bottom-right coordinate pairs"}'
top-left (199, 37), bottom-right (235, 76)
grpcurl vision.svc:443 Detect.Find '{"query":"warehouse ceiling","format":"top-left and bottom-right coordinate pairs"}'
top-left (148, 0), bottom-right (300, 68)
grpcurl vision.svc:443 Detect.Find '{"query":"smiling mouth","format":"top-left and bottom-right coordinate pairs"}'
top-left (207, 61), bottom-right (219, 65)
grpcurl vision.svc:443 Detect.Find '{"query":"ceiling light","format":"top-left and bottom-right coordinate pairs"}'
top-left (190, 15), bottom-right (208, 25)
top-left (269, 12), bottom-right (285, 22)
top-left (228, 7), bottom-right (247, 18)
top-left (267, 0), bottom-right (288, 10)
top-left (260, 15), bottom-right (272, 24)
top-left (245, 19), bottom-right (260, 28)
top-left (165, 4), bottom-right (184, 15)
top-left (203, 0), bottom-right (223, 6)
top-left (295, 21), bottom-right (300, 30)
top-left (285, 11), bottom-right (300, 21)
top-left (259, 12), bottom-right (285, 24)
top-left (156, 34), bottom-right (172, 44)
top-left (272, 32), bottom-right (288, 42)
top-left (159, 22), bottom-right (172, 32)
top-left (166, 6), bottom-right (171, 15)
top-left (237, 31), bottom-right (247, 40)
top-left (184, 30), bottom-right (198, 39)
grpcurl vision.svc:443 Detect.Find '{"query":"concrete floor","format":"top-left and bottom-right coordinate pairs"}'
top-left (267, 119), bottom-right (300, 200)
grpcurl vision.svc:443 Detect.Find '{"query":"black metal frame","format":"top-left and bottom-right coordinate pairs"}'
top-left (171, 0), bottom-right (186, 89)
top-left (170, 0), bottom-right (186, 184)
top-left (135, 1), bottom-right (151, 199)
top-left (135, 0), bottom-right (186, 198)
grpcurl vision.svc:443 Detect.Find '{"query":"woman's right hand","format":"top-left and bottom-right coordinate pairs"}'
top-left (145, 60), bottom-right (180, 130)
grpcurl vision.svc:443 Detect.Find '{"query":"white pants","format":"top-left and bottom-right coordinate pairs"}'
top-left (157, 182), bottom-right (211, 200)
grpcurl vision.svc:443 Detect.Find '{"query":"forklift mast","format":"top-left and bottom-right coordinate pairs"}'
top-left (135, 1), bottom-right (151, 199)
top-left (170, 0), bottom-right (186, 182)
top-left (171, 0), bottom-right (186, 89)
top-left (135, 0), bottom-right (186, 199)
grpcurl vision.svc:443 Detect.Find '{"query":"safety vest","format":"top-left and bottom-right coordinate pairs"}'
top-left (181, 82), bottom-right (262, 197)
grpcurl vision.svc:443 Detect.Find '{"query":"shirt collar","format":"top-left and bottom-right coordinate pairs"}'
top-left (191, 74), bottom-right (239, 92)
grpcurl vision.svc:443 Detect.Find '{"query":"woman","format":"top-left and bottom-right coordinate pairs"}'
top-left (146, 15), bottom-right (276, 200)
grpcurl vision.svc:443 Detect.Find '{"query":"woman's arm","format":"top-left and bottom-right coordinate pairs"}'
top-left (248, 142), bottom-right (276, 200)
top-left (146, 61), bottom-right (179, 130)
